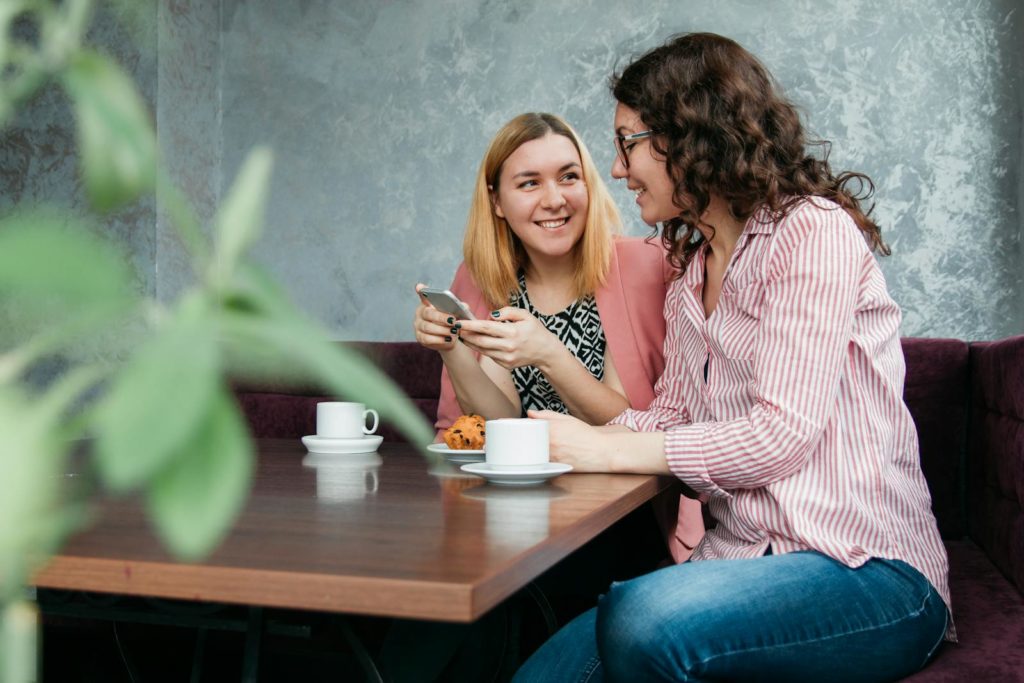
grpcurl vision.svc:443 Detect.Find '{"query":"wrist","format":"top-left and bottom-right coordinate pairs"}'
top-left (535, 335), bottom-right (570, 375)
top-left (439, 341), bottom-right (471, 365)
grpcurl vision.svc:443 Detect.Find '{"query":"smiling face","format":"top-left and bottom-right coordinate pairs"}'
top-left (611, 102), bottom-right (679, 226)
top-left (492, 133), bottom-right (589, 264)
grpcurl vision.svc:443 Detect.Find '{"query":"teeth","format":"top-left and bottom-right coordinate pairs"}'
top-left (633, 188), bottom-right (646, 197)
top-left (537, 218), bottom-right (568, 229)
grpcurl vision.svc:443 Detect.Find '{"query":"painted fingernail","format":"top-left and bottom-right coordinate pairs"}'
top-left (446, 316), bottom-right (454, 324)
top-left (491, 310), bottom-right (500, 318)
top-left (444, 335), bottom-right (452, 342)
top-left (450, 327), bottom-right (459, 334)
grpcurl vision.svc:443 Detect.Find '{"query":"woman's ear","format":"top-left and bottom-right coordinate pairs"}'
top-left (489, 185), bottom-right (505, 219)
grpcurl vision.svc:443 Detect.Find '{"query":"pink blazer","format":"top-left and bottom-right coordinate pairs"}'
top-left (433, 236), bottom-right (704, 562)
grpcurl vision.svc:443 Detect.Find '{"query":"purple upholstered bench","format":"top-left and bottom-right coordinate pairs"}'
top-left (234, 335), bottom-right (1024, 680)
top-left (233, 341), bottom-right (443, 443)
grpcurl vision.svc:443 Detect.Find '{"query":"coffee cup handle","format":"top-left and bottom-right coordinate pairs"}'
top-left (363, 408), bottom-right (379, 435)
top-left (365, 470), bottom-right (379, 494)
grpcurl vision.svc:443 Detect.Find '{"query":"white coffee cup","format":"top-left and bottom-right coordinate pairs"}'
top-left (317, 402), bottom-right (379, 439)
top-left (484, 418), bottom-right (549, 470)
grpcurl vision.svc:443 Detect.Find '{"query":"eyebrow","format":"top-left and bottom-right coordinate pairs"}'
top-left (511, 162), bottom-right (581, 180)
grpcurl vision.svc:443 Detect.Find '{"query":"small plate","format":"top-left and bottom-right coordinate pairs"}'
top-left (459, 462), bottom-right (572, 486)
top-left (301, 434), bottom-right (383, 455)
top-left (426, 442), bottom-right (485, 463)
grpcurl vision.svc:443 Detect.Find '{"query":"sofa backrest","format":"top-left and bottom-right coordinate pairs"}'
top-left (966, 335), bottom-right (1024, 596)
top-left (233, 341), bottom-right (442, 443)
top-left (900, 338), bottom-right (971, 539)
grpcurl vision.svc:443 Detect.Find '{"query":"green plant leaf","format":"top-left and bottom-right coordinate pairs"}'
top-left (0, 211), bottom-right (139, 355)
top-left (146, 388), bottom-right (252, 561)
top-left (0, 211), bottom-right (138, 308)
top-left (61, 49), bottom-right (156, 211)
top-left (94, 293), bottom-right (219, 492)
top-left (222, 309), bottom-right (434, 448)
top-left (213, 148), bottom-right (273, 287)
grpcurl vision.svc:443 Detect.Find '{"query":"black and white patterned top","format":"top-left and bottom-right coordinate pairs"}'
top-left (509, 271), bottom-right (606, 416)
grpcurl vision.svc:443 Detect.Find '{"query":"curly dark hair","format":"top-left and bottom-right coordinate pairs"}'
top-left (611, 32), bottom-right (889, 271)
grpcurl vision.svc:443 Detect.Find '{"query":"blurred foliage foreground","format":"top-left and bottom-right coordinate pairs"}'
top-left (0, 2), bottom-right (433, 679)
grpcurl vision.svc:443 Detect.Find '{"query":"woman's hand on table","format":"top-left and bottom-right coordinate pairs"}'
top-left (528, 410), bottom-right (616, 472)
top-left (457, 307), bottom-right (560, 370)
top-left (413, 283), bottom-right (458, 352)
top-left (529, 410), bottom-right (671, 475)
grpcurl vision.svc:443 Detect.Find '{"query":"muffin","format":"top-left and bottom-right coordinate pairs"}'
top-left (443, 414), bottom-right (486, 450)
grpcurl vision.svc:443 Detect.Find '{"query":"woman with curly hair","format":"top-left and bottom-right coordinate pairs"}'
top-left (514, 33), bottom-right (951, 682)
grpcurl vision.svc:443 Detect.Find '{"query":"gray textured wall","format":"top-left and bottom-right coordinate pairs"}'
top-left (4, 0), bottom-right (1023, 343)
top-left (0, 5), bottom-right (158, 298)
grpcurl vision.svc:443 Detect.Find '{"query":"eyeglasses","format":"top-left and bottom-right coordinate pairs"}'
top-left (614, 130), bottom-right (655, 169)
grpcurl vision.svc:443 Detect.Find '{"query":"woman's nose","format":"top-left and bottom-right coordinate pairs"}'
top-left (540, 182), bottom-right (566, 209)
top-left (611, 154), bottom-right (628, 179)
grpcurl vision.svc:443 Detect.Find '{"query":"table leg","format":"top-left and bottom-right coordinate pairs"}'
top-left (190, 627), bottom-right (207, 683)
top-left (338, 616), bottom-right (384, 683)
top-left (241, 607), bottom-right (263, 683)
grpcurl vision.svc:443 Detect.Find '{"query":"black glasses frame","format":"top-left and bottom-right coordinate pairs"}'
top-left (614, 130), bottom-right (655, 169)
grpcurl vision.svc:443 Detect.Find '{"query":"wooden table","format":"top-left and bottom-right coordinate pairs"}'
top-left (34, 439), bottom-right (675, 623)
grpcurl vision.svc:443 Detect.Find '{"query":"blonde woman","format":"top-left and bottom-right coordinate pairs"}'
top-left (414, 112), bottom-right (703, 560)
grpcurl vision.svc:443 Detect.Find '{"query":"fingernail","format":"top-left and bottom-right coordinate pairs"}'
top-left (446, 316), bottom-right (454, 324)
top-left (453, 323), bottom-right (462, 330)
top-left (450, 327), bottom-right (459, 334)
top-left (491, 310), bottom-right (500, 318)
top-left (444, 335), bottom-right (452, 342)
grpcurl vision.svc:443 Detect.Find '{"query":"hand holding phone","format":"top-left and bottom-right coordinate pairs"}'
top-left (418, 287), bottom-right (477, 320)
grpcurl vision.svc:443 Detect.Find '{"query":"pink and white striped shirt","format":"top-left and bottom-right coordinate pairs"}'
top-left (612, 197), bottom-right (952, 628)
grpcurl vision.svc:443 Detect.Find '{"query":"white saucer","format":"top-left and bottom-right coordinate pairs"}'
top-left (301, 434), bottom-right (383, 455)
top-left (426, 442), bottom-right (485, 463)
top-left (460, 462), bottom-right (572, 486)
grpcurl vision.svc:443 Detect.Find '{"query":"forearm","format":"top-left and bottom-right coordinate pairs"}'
top-left (604, 430), bottom-right (670, 474)
top-left (440, 343), bottom-right (519, 419)
top-left (551, 421), bottom-right (670, 474)
top-left (537, 346), bottom-right (630, 424)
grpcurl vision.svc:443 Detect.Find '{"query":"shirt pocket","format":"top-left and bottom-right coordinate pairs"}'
top-left (716, 280), bottom-right (765, 361)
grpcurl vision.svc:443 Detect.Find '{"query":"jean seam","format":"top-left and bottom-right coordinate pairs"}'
top-left (578, 656), bottom-right (601, 683)
top-left (919, 598), bottom-right (949, 668)
top-left (693, 583), bottom-right (940, 670)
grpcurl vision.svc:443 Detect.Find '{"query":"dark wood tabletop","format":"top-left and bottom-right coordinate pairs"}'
top-left (33, 439), bottom-right (675, 622)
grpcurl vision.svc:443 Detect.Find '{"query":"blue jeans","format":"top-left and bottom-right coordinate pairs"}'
top-left (513, 551), bottom-right (947, 682)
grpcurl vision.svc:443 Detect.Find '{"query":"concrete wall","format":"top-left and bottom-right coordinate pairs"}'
top-left (5, 0), bottom-right (1023, 342)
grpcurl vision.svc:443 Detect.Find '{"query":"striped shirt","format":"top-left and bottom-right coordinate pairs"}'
top-left (611, 197), bottom-right (953, 633)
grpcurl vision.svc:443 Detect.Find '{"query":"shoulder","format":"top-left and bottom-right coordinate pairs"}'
top-left (765, 197), bottom-right (872, 276)
top-left (771, 197), bottom-right (869, 253)
top-left (612, 235), bottom-right (667, 264)
top-left (777, 197), bottom-right (860, 237)
top-left (611, 234), bottom-right (678, 284)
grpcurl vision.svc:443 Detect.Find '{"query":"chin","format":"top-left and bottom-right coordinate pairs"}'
top-left (639, 209), bottom-right (662, 227)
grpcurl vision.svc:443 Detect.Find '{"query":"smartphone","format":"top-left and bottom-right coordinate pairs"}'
top-left (419, 287), bottom-right (477, 320)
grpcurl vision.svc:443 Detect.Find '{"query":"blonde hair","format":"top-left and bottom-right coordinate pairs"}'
top-left (463, 113), bottom-right (622, 308)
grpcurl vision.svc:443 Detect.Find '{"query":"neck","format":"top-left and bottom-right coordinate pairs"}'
top-left (522, 249), bottom-right (576, 293)
top-left (697, 195), bottom-right (745, 261)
